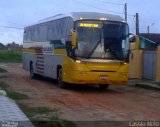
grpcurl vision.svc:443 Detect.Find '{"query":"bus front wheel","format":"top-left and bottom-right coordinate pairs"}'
top-left (58, 68), bottom-right (67, 89)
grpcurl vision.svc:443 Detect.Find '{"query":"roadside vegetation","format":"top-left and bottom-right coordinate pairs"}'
top-left (0, 81), bottom-right (29, 100)
top-left (0, 67), bottom-right (7, 73)
top-left (0, 49), bottom-right (22, 62)
top-left (0, 81), bottom-right (75, 127)
top-left (20, 104), bottom-right (75, 127)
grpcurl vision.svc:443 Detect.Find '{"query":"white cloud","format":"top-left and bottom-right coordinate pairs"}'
top-left (0, 28), bottom-right (23, 45)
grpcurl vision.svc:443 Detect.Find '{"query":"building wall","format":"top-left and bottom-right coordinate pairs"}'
top-left (129, 36), bottom-right (160, 81)
top-left (129, 49), bottom-right (142, 79)
top-left (156, 46), bottom-right (160, 81)
top-left (129, 36), bottom-right (142, 79)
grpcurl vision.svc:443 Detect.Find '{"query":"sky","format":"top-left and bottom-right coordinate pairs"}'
top-left (0, 0), bottom-right (160, 44)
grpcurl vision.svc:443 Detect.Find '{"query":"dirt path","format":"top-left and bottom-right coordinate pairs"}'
top-left (0, 63), bottom-right (160, 121)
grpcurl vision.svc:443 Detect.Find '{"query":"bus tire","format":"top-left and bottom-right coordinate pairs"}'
top-left (58, 68), bottom-right (67, 89)
top-left (30, 63), bottom-right (36, 79)
top-left (99, 84), bottom-right (109, 90)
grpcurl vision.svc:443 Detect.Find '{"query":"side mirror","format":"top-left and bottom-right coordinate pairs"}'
top-left (71, 30), bottom-right (77, 46)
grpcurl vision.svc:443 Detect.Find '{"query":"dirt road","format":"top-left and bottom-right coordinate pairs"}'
top-left (0, 63), bottom-right (160, 122)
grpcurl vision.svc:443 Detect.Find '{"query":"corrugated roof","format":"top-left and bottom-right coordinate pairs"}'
top-left (140, 33), bottom-right (160, 45)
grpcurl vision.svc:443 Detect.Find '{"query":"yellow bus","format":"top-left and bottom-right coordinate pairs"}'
top-left (23, 12), bottom-right (129, 89)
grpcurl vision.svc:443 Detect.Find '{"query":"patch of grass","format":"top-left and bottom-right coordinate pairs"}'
top-left (0, 49), bottom-right (22, 62)
top-left (7, 92), bottom-right (29, 100)
top-left (0, 81), bottom-right (9, 91)
top-left (19, 105), bottom-right (54, 118)
top-left (19, 104), bottom-right (75, 127)
top-left (0, 81), bottom-right (29, 100)
top-left (62, 120), bottom-right (75, 127)
top-left (33, 121), bottom-right (62, 127)
top-left (0, 67), bottom-right (7, 73)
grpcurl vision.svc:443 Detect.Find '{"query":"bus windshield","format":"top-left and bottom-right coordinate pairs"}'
top-left (76, 21), bottom-right (129, 61)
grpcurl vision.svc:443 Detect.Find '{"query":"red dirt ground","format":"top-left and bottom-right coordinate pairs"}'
top-left (0, 63), bottom-right (160, 122)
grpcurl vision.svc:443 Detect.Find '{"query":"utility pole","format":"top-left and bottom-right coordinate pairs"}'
top-left (147, 26), bottom-right (150, 34)
top-left (136, 13), bottom-right (139, 35)
top-left (125, 3), bottom-right (127, 21)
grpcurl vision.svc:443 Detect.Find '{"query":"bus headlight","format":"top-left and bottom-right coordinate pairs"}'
top-left (120, 62), bottom-right (127, 65)
top-left (76, 60), bottom-right (86, 64)
top-left (120, 73), bottom-right (127, 78)
top-left (76, 60), bottom-right (81, 63)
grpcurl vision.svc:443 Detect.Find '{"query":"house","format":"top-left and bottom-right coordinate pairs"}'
top-left (7, 42), bottom-right (21, 50)
top-left (129, 34), bottom-right (160, 81)
top-left (140, 33), bottom-right (160, 45)
top-left (130, 34), bottom-right (158, 50)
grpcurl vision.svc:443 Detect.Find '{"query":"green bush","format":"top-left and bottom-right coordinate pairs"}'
top-left (0, 67), bottom-right (7, 73)
top-left (0, 49), bottom-right (22, 62)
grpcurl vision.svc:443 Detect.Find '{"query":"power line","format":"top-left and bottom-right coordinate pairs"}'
top-left (73, 0), bottom-right (135, 18)
top-left (0, 25), bottom-right (23, 30)
top-left (139, 27), bottom-right (147, 29)
top-left (73, 0), bottom-right (124, 15)
top-left (90, 0), bottom-right (124, 6)
top-left (127, 13), bottom-right (135, 17)
top-left (139, 20), bottom-right (155, 26)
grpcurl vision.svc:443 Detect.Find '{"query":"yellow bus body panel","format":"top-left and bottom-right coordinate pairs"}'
top-left (62, 57), bottom-right (129, 85)
top-left (54, 49), bottom-right (66, 55)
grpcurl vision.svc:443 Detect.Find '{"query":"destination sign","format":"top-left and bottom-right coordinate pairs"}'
top-left (78, 23), bottom-right (101, 28)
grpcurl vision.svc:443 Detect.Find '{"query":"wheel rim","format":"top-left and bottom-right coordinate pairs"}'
top-left (58, 69), bottom-right (63, 86)
top-left (30, 65), bottom-right (34, 78)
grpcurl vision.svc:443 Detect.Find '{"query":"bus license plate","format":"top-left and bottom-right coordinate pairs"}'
top-left (100, 75), bottom-right (108, 80)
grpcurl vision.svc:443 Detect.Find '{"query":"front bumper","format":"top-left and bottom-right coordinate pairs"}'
top-left (68, 70), bottom-right (128, 85)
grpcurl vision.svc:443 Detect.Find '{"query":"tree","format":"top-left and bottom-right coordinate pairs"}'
top-left (0, 42), bottom-right (5, 49)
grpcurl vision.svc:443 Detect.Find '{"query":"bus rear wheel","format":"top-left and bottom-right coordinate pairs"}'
top-left (30, 63), bottom-right (36, 79)
top-left (99, 84), bottom-right (109, 90)
top-left (58, 68), bottom-right (67, 89)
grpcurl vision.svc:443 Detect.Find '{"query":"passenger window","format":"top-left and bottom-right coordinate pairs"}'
top-left (50, 40), bottom-right (65, 49)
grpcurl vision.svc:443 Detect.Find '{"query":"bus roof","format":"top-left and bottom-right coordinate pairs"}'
top-left (26, 12), bottom-right (125, 27)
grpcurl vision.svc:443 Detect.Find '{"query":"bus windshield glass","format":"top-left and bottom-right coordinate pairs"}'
top-left (76, 21), bottom-right (129, 61)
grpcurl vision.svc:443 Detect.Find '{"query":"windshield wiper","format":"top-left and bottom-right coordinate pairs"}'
top-left (87, 36), bottom-right (101, 58)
